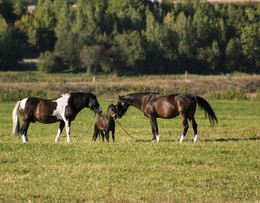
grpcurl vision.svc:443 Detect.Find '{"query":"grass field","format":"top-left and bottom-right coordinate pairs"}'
top-left (0, 99), bottom-right (259, 202)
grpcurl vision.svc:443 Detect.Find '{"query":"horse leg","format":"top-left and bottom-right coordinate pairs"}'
top-left (179, 115), bottom-right (189, 143)
top-left (190, 118), bottom-right (198, 142)
top-left (55, 121), bottom-right (65, 143)
top-left (105, 131), bottom-right (109, 142)
top-left (93, 124), bottom-right (99, 141)
top-left (100, 131), bottom-right (105, 142)
top-left (150, 116), bottom-right (159, 142)
top-left (112, 129), bottom-right (115, 142)
top-left (65, 120), bottom-right (71, 143)
top-left (20, 121), bottom-right (30, 143)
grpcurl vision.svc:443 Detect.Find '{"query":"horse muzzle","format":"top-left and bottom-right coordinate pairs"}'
top-left (97, 106), bottom-right (102, 115)
top-left (111, 113), bottom-right (116, 118)
top-left (115, 113), bottom-right (122, 119)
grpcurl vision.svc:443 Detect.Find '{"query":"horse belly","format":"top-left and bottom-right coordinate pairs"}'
top-left (34, 110), bottom-right (59, 123)
top-left (158, 110), bottom-right (179, 119)
top-left (37, 115), bottom-right (59, 123)
top-left (35, 101), bottom-right (59, 123)
top-left (96, 118), bottom-right (107, 131)
top-left (155, 104), bottom-right (179, 119)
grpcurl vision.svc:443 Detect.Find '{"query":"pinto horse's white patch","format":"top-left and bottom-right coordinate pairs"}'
top-left (20, 98), bottom-right (28, 110)
top-left (52, 94), bottom-right (70, 120)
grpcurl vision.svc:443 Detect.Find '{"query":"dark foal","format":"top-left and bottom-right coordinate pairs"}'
top-left (93, 104), bottom-right (116, 142)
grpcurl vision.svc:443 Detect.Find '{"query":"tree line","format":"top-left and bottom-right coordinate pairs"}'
top-left (0, 0), bottom-right (259, 74)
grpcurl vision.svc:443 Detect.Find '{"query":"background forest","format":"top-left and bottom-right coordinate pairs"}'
top-left (0, 0), bottom-right (259, 74)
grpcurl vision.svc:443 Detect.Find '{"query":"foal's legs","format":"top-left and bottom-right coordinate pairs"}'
top-left (111, 129), bottom-right (115, 142)
top-left (150, 116), bottom-right (159, 142)
top-left (100, 131), bottom-right (105, 141)
top-left (93, 124), bottom-right (99, 141)
top-left (105, 131), bottom-right (109, 142)
top-left (20, 121), bottom-right (30, 143)
top-left (55, 121), bottom-right (65, 143)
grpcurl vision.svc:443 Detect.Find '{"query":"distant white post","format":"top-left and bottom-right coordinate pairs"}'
top-left (185, 71), bottom-right (188, 80)
top-left (93, 76), bottom-right (96, 82)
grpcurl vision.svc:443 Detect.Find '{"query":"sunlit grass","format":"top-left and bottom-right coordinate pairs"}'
top-left (0, 100), bottom-right (259, 201)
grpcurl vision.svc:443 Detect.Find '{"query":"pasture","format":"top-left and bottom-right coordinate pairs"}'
top-left (0, 99), bottom-right (259, 202)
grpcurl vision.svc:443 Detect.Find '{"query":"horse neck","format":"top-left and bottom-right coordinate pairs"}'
top-left (108, 114), bottom-right (114, 121)
top-left (106, 111), bottom-right (114, 120)
top-left (69, 93), bottom-right (88, 112)
top-left (124, 95), bottom-right (143, 110)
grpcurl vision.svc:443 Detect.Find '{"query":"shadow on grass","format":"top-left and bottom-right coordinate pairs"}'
top-left (135, 138), bottom-right (176, 143)
top-left (134, 137), bottom-right (260, 143)
top-left (203, 137), bottom-right (260, 142)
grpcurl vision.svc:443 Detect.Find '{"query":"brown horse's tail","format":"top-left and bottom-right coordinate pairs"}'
top-left (195, 96), bottom-right (218, 126)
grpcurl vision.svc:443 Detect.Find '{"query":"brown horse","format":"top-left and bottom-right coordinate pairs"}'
top-left (12, 92), bottom-right (102, 143)
top-left (116, 93), bottom-right (217, 142)
top-left (93, 104), bottom-right (116, 142)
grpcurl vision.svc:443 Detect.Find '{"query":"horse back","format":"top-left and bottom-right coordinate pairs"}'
top-left (145, 94), bottom-right (196, 119)
top-left (96, 115), bottom-right (115, 131)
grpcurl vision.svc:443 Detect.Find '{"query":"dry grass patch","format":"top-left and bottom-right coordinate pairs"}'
top-left (0, 72), bottom-right (259, 101)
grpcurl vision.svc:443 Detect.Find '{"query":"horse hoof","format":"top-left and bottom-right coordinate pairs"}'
top-left (194, 134), bottom-right (198, 143)
top-left (179, 135), bottom-right (185, 143)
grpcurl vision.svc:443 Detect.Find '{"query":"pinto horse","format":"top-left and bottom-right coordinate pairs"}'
top-left (116, 93), bottom-right (217, 142)
top-left (93, 104), bottom-right (116, 142)
top-left (12, 92), bottom-right (102, 143)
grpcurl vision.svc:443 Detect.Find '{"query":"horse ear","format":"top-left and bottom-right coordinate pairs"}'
top-left (118, 95), bottom-right (122, 100)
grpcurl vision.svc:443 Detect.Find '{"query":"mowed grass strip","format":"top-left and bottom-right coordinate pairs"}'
top-left (0, 100), bottom-right (259, 202)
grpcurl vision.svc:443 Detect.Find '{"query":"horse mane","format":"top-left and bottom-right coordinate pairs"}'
top-left (127, 92), bottom-right (159, 97)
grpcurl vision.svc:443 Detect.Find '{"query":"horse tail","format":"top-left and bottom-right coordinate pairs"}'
top-left (194, 96), bottom-right (218, 126)
top-left (12, 101), bottom-right (21, 135)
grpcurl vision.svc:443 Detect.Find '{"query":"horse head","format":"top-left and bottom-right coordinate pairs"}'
top-left (115, 96), bottom-right (129, 119)
top-left (107, 104), bottom-right (116, 118)
top-left (88, 93), bottom-right (102, 115)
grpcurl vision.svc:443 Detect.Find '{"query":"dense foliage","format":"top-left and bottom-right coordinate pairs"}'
top-left (0, 0), bottom-right (259, 74)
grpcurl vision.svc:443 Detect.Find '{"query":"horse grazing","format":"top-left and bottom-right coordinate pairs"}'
top-left (12, 92), bottom-right (102, 143)
top-left (93, 104), bottom-right (116, 142)
top-left (116, 93), bottom-right (217, 143)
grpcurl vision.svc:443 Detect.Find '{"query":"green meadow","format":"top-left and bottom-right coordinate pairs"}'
top-left (0, 99), bottom-right (259, 202)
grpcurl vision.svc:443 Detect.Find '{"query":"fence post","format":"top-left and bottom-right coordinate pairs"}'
top-left (185, 71), bottom-right (188, 80)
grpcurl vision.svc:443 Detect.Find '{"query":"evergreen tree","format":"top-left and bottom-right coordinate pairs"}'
top-left (241, 22), bottom-right (260, 72)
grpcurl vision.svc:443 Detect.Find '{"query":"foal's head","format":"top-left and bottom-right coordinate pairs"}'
top-left (116, 96), bottom-right (129, 119)
top-left (107, 104), bottom-right (116, 118)
top-left (88, 93), bottom-right (102, 115)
